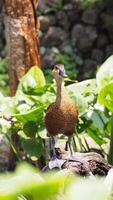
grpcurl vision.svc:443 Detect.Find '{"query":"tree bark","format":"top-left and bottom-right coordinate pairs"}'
top-left (4, 0), bottom-right (40, 96)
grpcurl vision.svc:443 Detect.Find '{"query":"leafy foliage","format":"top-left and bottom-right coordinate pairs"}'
top-left (0, 58), bottom-right (9, 95)
top-left (0, 56), bottom-right (113, 162)
top-left (0, 162), bottom-right (112, 200)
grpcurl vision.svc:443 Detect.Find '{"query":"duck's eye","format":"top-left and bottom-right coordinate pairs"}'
top-left (55, 67), bottom-right (58, 70)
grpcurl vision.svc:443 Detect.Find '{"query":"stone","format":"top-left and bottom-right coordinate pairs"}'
top-left (72, 25), bottom-right (97, 51)
top-left (82, 7), bottom-right (99, 25)
top-left (91, 48), bottom-right (104, 63)
top-left (56, 11), bottom-right (69, 30)
top-left (38, 0), bottom-right (49, 13)
top-left (41, 52), bottom-right (55, 68)
top-left (106, 45), bottom-right (113, 58)
top-left (77, 37), bottom-right (94, 51)
top-left (41, 26), bottom-right (68, 47)
top-left (39, 15), bottom-right (56, 31)
top-left (0, 134), bottom-right (10, 172)
top-left (84, 59), bottom-right (98, 72)
top-left (71, 24), bottom-right (85, 40)
top-left (100, 10), bottom-right (113, 31)
top-left (72, 24), bottom-right (97, 41)
top-left (96, 33), bottom-right (108, 48)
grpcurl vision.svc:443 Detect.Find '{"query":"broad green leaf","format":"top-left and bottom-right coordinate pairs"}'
top-left (67, 79), bottom-right (97, 115)
top-left (16, 66), bottom-right (46, 96)
top-left (23, 121), bottom-right (38, 138)
top-left (96, 55), bottom-right (113, 90)
top-left (0, 163), bottom-right (68, 200)
top-left (23, 84), bottom-right (52, 96)
top-left (21, 138), bottom-right (44, 158)
top-left (14, 106), bottom-right (44, 123)
top-left (87, 124), bottom-right (106, 145)
top-left (0, 96), bottom-right (17, 116)
top-left (98, 82), bottom-right (113, 113)
top-left (67, 179), bottom-right (108, 200)
top-left (86, 109), bottom-right (106, 131)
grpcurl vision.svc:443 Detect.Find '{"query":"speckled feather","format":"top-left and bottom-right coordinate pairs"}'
top-left (45, 90), bottom-right (79, 136)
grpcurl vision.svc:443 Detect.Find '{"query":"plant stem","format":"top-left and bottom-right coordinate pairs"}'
top-left (5, 134), bottom-right (22, 161)
top-left (108, 114), bottom-right (113, 164)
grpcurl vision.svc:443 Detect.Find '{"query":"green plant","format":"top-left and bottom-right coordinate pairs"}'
top-left (0, 162), bottom-right (111, 200)
top-left (0, 58), bottom-right (9, 95)
top-left (96, 56), bottom-right (113, 164)
top-left (0, 56), bottom-right (113, 164)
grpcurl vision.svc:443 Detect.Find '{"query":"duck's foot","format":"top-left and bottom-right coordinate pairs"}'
top-left (49, 158), bottom-right (66, 169)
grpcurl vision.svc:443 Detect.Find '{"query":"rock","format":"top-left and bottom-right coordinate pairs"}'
top-left (82, 7), bottom-right (99, 25)
top-left (56, 11), bottom-right (69, 30)
top-left (100, 10), bottom-right (113, 31)
top-left (106, 45), bottom-right (113, 58)
top-left (85, 26), bottom-right (97, 41)
top-left (91, 48), bottom-right (104, 63)
top-left (77, 37), bottom-right (94, 51)
top-left (67, 10), bottom-right (80, 26)
top-left (0, 134), bottom-right (10, 172)
top-left (84, 59), bottom-right (98, 70)
top-left (96, 33), bottom-right (108, 48)
top-left (41, 51), bottom-right (55, 68)
top-left (38, 0), bottom-right (49, 13)
top-left (72, 24), bottom-right (97, 41)
top-left (72, 25), bottom-right (97, 51)
top-left (0, 0), bottom-right (3, 11)
top-left (39, 15), bottom-right (56, 31)
top-left (41, 26), bottom-right (68, 46)
top-left (71, 24), bottom-right (85, 40)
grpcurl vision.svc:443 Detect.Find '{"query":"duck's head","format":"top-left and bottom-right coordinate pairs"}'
top-left (52, 64), bottom-right (67, 83)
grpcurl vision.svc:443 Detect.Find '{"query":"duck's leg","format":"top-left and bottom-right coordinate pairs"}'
top-left (67, 135), bottom-right (86, 164)
top-left (51, 136), bottom-right (57, 159)
top-left (67, 135), bottom-right (74, 157)
top-left (49, 136), bottom-right (64, 169)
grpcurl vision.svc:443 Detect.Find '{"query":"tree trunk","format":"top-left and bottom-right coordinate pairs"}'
top-left (4, 0), bottom-right (40, 96)
top-left (3, 0), bottom-right (41, 170)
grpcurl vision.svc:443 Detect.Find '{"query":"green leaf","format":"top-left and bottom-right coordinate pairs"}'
top-left (98, 82), bottom-right (113, 113)
top-left (87, 124), bottom-right (106, 145)
top-left (0, 96), bottom-right (17, 116)
top-left (0, 163), bottom-right (68, 200)
top-left (86, 110), bottom-right (106, 131)
top-left (96, 55), bottom-right (113, 90)
top-left (67, 179), bottom-right (108, 200)
top-left (22, 138), bottom-right (44, 159)
top-left (16, 66), bottom-right (46, 96)
top-left (23, 84), bottom-right (52, 96)
top-left (14, 106), bottom-right (44, 124)
top-left (67, 79), bottom-right (97, 115)
top-left (23, 121), bottom-right (38, 138)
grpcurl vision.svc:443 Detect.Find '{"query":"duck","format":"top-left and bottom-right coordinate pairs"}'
top-left (45, 64), bottom-right (79, 166)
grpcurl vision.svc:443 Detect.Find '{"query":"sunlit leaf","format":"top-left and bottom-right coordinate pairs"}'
top-left (67, 179), bottom-right (108, 200)
top-left (67, 79), bottom-right (97, 115)
top-left (16, 66), bottom-right (46, 96)
top-left (98, 82), bottom-right (113, 113)
top-left (96, 55), bottom-right (113, 90)
top-left (14, 106), bottom-right (44, 123)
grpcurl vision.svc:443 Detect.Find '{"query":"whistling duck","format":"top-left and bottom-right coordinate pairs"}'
top-left (45, 64), bottom-right (79, 165)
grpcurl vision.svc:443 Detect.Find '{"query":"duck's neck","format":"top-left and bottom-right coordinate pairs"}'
top-left (56, 81), bottom-right (66, 104)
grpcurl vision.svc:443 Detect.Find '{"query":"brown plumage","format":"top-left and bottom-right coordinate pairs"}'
top-left (45, 64), bottom-right (79, 139)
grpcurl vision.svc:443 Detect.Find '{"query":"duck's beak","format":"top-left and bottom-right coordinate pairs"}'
top-left (59, 69), bottom-right (68, 78)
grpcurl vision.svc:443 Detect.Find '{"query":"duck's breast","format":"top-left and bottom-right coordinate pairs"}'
top-left (45, 100), bottom-right (78, 136)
